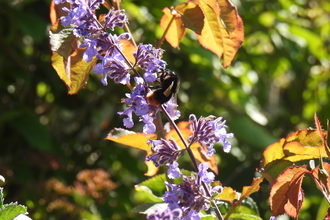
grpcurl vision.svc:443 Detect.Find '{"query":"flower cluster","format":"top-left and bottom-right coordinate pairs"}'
top-left (147, 163), bottom-right (222, 220)
top-left (55, 1), bottom-right (235, 219)
top-left (55, 0), bottom-right (174, 133)
top-left (146, 139), bottom-right (182, 178)
top-left (189, 114), bottom-right (233, 155)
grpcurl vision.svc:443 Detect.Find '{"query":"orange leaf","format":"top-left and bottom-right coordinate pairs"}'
top-left (241, 177), bottom-right (263, 198)
top-left (270, 165), bottom-right (309, 217)
top-left (144, 160), bottom-right (159, 177)
top-left (175, 2), bottom-right (204, 34)
top-left (220, 13), bottom-right (244, 67)
top-left (284, 170), bottom-right (306, 218)
top-left (105, 128), bottom-right (158, 176)
top-left (196, 0), bottom-right (244, 67)
top-left (196, 0), bottom-right (224, 58)
top-left (121, 39), bottom-right (136, 65)
top-left (218, 0), bottom-right (239, 33)
top-left (49, 1), bottom-right (70, 25)
top-left (105, 128), bottom-right (156, 153)
top-left (314, 112), bottom-right (330, 158)
top-left (160, 8), bottom-right (186, 48)
top-left (215, 186), bottom-right (238, 203)
top-left (311, 162), bottom-right (330, 196)
top-left (261, 128), bottom-right (328, 183)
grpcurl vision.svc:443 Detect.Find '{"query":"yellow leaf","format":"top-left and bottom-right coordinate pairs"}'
top-left (160, 8), bottom-right (186, 48)
top-left (175, 2), bottom-right (204, 34)
top-left (145, 160), bottom-right (159, 177)
top-left (196, 0), bottom-right (244, 67)
top-left (196, 0), bottom-right (224, 58)
top-left (68, 48), bottom-right (98, 94)
top-left (51, 51), bottom-right (71, 88)
top-left (105, 128), bottom-right (156, 153)
top-left (106, 128), bottom-right (158, 176)
top-left (215, 186), bottom-right (238, 203)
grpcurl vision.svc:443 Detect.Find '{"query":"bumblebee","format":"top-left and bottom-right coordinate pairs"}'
top-left (147, 69), bottom-right (180, 106)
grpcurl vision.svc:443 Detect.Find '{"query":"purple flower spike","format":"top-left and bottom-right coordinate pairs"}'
top-left (146, 139), bottom-right (182, 167)
top-left (147, 207), bottom-right (182, 220)
top-left (188, 114), bottom-right (233, 156)
top-left (133, 44), bottom-right (167, 82)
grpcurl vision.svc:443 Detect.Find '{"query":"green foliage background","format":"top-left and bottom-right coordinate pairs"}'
top-left (0, 0), bottom-right (329, 219)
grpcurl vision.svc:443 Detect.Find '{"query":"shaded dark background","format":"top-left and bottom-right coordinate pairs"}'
top-left (0, 0), bottom-right (329, 219)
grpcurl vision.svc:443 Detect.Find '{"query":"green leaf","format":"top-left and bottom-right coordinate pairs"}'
top-left (0, 202), bottom-right (27, 220)
top-left (227, 213), bottom-right (263, 220)
top-left (131, 203), bottom-right (167, 214)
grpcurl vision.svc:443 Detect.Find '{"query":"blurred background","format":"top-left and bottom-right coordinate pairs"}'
top-left (0, 0), bottom-right (329, 219)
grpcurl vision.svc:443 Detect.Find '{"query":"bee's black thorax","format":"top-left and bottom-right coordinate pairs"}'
top-left (147, 69), bottom-right (180, 106)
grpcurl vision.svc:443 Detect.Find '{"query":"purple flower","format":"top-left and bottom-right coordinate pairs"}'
top-left (197, 163), bottom-right (214, 184)
top-left (133, 44), bottom-right (167, 82)
top-left (163, 175), bottom-right (208, 219)
top-left (118, 77), bottom-right (149, 127)
top-left (165, 97), bottom-right (180, 121)
top-left (147, 207), bottom-right (182, 220)
top-left (146, 139), bottom-right (182, 167)
top-left (104, 9), bottom-right (128, 30)
top-left (167, 161), bottom-right (181, 179)
top-left (188, 114), bottom-right (233, 155)
top-left (182, 210), bottom-right (200, 220)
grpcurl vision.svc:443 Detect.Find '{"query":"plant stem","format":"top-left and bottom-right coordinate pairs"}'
top-left (160, 105), bottom-right (224, 220)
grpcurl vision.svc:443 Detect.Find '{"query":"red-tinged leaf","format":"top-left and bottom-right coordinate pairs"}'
top-left (175, 2), bottom-right (204, 34)
top-left (196, 0), bottom-right (244, 67)
top-left (215, 186), bottom-right (238, 203)
top-left (259, 160), bottom-right (293, 185)
top-left (67, 47), bottom-right (98, 94)
top-left (49, 20), bottom-right (77, 59)
top-left (160, 8), bottom-right (186, 48)
top-left (105, 128), bottom-right (157, 153)
top-left (314, 112), bottom-right (330, 158)
top-left (261, 128), bottom-right (328, 183)
top-left (121, 39), bottom-right (136, 65)
top-left (220, 15), bottom-right (244, 67)
top-left (196, 0), bottom-right (224, 58)
top-left (218, 0), bottom-right (238, 33)
top-left (284, 170), bottom-right (306, 218)
top-left (327, 120), bottom-right (330, 151)
top-left (241, 177), bottom-right (263, 199)
top-left (325, 207), bottom-right (330, 219)
top-left (311, 162), bottom-right (330, 196)
top-left (270, 165), bottom-right (309, 217)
